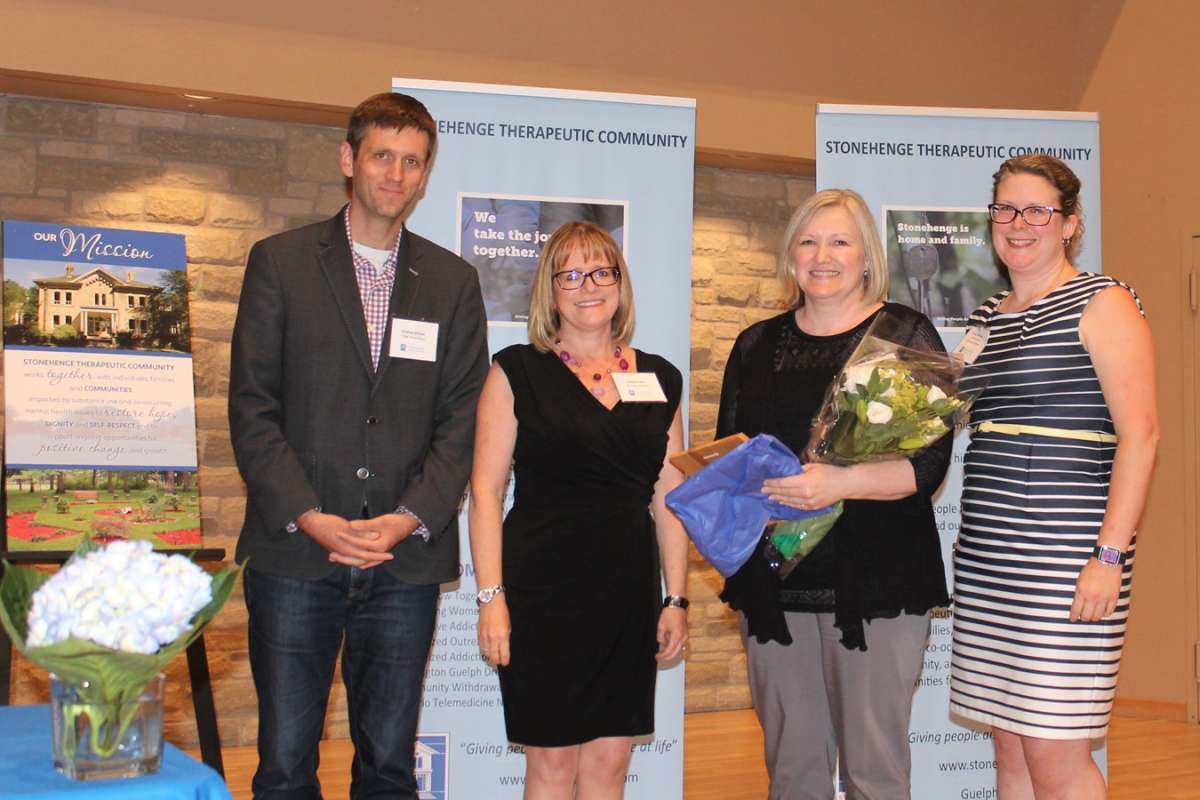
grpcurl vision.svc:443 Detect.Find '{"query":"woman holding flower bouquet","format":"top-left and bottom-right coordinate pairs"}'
top-left (469, 221), bottom-right (690, 799)
top-left (949, 156), bottom-right (1159, 800)
top-left (717, 189), bottom-right (952, 800)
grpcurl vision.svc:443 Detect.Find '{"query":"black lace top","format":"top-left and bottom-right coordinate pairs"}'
top-left (716, 303), bottom-right (951, 651)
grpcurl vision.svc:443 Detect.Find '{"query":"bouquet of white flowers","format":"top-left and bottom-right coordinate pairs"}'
top-left (0, 539), bottom-right (240, 766)
top-left (806, 342), bottom-right (973, 466)
top-left (767, 312), bottom-right (981, 576)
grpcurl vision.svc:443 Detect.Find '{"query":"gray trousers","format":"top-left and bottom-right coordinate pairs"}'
top-left (742, 611), bottom-right (931, 800)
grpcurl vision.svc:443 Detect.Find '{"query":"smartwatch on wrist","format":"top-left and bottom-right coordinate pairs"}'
top-left (1093, 544), bottom-right (1127, 566)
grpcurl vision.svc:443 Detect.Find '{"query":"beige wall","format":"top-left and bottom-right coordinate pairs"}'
top-left (1, 1), bottom-right (1123, 159)
top-left (1073, 1), bottom-right (1200, 717)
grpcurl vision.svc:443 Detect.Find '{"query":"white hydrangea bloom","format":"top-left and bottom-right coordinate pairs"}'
top-left (24, 540), bottom-right (212, 654)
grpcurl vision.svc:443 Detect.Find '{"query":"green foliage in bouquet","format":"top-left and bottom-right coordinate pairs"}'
top-left (824, 359), bottom-right (965, 463)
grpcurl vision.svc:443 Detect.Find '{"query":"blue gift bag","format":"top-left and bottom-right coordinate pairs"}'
top-left (665, 434), bottom-right (834, 577)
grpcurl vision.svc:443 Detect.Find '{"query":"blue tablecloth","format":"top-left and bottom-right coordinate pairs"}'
top-left (0, 705), bottom-right (231, 799)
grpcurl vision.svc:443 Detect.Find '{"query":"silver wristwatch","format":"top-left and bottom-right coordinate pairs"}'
top-left (476, 584), bottom-right (505, 605)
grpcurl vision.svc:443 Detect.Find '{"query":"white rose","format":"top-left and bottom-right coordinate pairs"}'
top-left (927, 385), bottom-right (947, 403)
top-left (842, 364), bottom-right (876, 393)
top-left (866, 401), bottom-right (894, 424)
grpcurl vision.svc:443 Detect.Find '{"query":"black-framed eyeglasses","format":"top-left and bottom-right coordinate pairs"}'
top-left (552, 267), bottom-right (621, 290)
top-left (987, 203), bottom-right (1064, 226)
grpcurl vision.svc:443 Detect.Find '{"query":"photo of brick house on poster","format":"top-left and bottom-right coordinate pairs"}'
top-left (2, 219), bottom-right (199, 551)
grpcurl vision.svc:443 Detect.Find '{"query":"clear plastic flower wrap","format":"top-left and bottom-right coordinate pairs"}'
top-left (767, 312), bottom-right (984, 578)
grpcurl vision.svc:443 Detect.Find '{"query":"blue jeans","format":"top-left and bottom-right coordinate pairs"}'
top-left (244, 565), bottom-right (438, 799)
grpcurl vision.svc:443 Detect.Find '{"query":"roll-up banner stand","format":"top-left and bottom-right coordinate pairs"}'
top-left (817, 104), bottom-right (1102, 799)
top-left (395, 78), bottom-right (695, 799)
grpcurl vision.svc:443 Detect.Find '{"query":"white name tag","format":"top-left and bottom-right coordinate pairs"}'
top-left (389, 318), bottom-right (438, 362)
top-left (612, 372), bottom-right (668, 403)
top-left (952, 324), bottom-right (988, 365)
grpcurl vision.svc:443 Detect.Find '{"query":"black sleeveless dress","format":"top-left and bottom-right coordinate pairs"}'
top-left (493, 344), bottom-right (682, 747)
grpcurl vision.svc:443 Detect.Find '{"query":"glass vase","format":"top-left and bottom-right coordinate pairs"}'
top-left (49, 673), bottom-right (166, 780)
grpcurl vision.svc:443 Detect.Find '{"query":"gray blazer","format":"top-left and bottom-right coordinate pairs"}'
top-left (228, 210), bottom-right (488, 584)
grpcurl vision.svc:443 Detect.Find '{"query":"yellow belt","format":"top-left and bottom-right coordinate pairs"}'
top-left (974, 420), bottom-right (1118, 444)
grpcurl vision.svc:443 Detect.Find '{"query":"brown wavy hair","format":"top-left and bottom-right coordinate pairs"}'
top-left (992, 154), bottom-right (1084, 262)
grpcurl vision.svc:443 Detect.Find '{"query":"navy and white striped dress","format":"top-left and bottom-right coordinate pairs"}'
top-left (949, 272), bottom-right (1140, 740)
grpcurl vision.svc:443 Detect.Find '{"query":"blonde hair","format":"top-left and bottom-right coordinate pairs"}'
top-left (777, 188), bottom-right (889, 308)
top-left (527, 221), bottom-right (635, 352)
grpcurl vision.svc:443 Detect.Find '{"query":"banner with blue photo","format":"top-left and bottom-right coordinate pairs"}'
top-left (395, 78), bottom-right (695, 798)
top-left (817, 105), bottom-right (1103, 799)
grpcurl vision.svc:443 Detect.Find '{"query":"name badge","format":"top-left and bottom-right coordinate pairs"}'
top-left (952, 324), bottom-right (988, 365)
top-left (389, 318), bottom-right (438, 362)
top-left (612, 372), bottom-right (668, 403)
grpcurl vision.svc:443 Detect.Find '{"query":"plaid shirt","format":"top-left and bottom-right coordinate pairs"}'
top-left (344, 208), bottom-right (397, 371)
top-left (342, 207), bottom-right (429, 540)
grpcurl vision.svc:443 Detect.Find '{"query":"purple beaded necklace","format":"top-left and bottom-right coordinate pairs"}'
top-left (555, 340), bottom-right (630, 397)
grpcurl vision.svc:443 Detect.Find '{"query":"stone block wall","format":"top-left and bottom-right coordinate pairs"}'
top-left (684, 167), bottom-right (813, 711)
top-left (0, 94), bottom-right (351, 748)
top-left (0, 94), bottom-right (812, 745)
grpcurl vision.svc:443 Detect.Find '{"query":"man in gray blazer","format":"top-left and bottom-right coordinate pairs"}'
top-left (229, 93), bottom-right (488, 799)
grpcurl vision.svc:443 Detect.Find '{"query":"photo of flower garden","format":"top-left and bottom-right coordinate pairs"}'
top-left (4, 468), bottom-right (200, 550)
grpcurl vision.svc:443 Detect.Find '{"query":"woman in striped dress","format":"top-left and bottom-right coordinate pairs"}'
top-left (949, 155), bottom-right (1159, 800)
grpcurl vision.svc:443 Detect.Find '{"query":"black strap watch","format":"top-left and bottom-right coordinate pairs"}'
top-left (1093, 545), bottom-right (1128, 566)
top-left (662, 595), bottom-right (690, 610)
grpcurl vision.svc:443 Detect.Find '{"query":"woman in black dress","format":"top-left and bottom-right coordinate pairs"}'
top-left (469, 221), bottom-right (689, 798)
top-left (719, 189), bottom-right (951, 800)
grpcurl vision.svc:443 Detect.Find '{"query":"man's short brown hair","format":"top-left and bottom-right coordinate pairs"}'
top-left (346, 93), bottom-right (437, 161)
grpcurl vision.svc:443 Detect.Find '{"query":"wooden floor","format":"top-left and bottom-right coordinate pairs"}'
top-left (198, 710), bottom-right (1200, 799)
